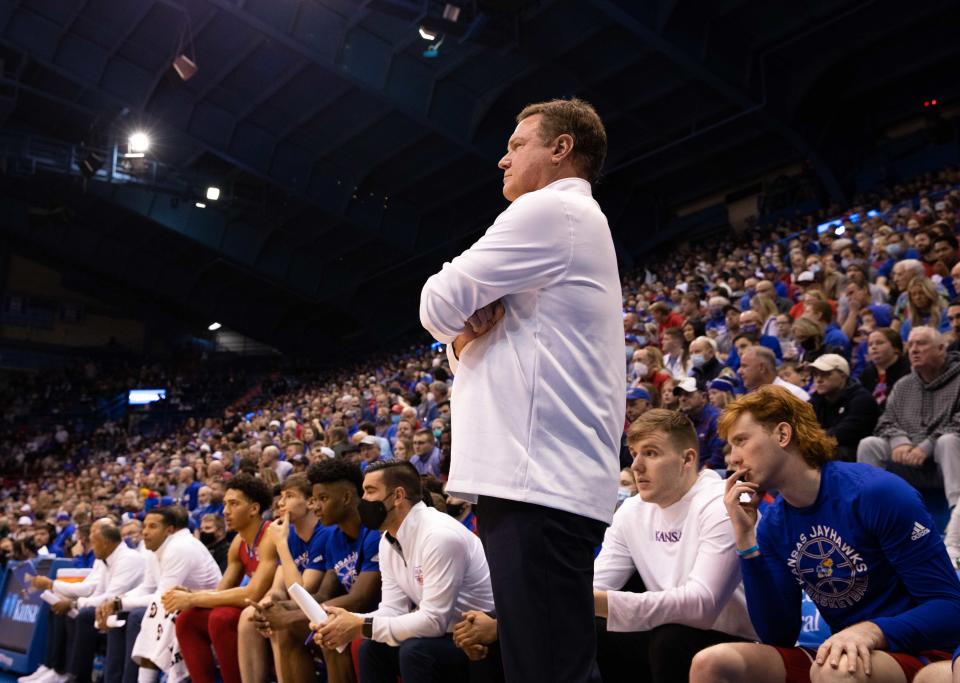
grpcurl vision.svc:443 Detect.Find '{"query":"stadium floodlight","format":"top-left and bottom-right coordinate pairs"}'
top-left (418, 26), bottom-right (437, 40)
top-left (206, 186), bottom-right (221, 201)
top-left (208, 322), bottom-right (222, 331)
top-left (128, 132), bottom-right (150, 153)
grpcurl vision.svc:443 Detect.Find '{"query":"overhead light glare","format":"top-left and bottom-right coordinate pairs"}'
top-left (128, 132), bottom-right (150, 153)
top-left (418, 26), bottom-right (437, 41)
top-left (442, 4), bottom-right (461, 21)
top-left (208, 322), bottom-right (221, 331)
top-left (195, 201), bottom-right (206, 209)
top-left (206, 186), bottom-right (221, 201)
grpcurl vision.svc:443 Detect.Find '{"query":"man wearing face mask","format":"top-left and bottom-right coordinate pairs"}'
top-left (198, 513), bottom-right (231, 572)
top-left (315, 461), bottom-right (495, 683)
top-left (689, 336), bottom-right (723, 383)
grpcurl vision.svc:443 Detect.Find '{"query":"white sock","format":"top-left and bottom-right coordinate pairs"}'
top-left (137, 668), bottom-right (159, 683)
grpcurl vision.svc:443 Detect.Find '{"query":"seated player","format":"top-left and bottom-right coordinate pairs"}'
top-left (594, 409), bottom-right (756, 683)
top-left (162, 474), bottom-right (278, 683)
top-left (238, 474), bottom-right (328, 683)
top-left (690, 385), bottom-right (960, 683)
top-left (246, 460), bottom-right (382, 683)
top-left (312, 461), bottom-right (495, 683)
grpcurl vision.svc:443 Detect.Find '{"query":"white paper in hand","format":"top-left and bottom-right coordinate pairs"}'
top-left (288, 583), bottom-right (347, 653)
top-left (739, 492), bottom-right (752, 504)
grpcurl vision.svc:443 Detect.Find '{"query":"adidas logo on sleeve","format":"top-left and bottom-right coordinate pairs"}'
top-left (910, 522), bottom-right (931, 541)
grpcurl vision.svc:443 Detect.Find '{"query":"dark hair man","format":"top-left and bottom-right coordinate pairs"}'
top-left (314, 461), bottom-right (494, 683)
top-left (165, 474), bottom-right (279, 683)
top-left (420, 97), bottom-right (624, 683)
top-left (690, 386), bottom-right (960, 683)
top-left (101, 506), bottom-right (221, 683)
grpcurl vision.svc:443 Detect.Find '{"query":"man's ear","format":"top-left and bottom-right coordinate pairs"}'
top-left (551, 133), bottom-right (575, 164)
top-left (776, 422), bottom-right (793, 447)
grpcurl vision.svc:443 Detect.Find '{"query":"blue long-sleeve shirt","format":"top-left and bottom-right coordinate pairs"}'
top-left (688, 403), bottom-right (725, 469)
top-left (740, 460), bottom-right (960, 653)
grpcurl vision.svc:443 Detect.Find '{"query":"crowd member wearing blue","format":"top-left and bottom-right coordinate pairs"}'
top-left (805, 300), bottom-right (851, 360)
top-left (49, 511), bottom-right (75, 557)
top-left (690, 385), bottom-right (960, 683)
top-left (621, 386), bottom-right (653, 468)
top-left (238, 473), bottom-right (328, 683)
top-left (190, 485), bottom-right (224, 529)
top-left (675, 377), bottom-right (725, 469)
top-left (408, 429), bottom-right (442, 478)
top-left (175, 466), bottom-right (202, 511)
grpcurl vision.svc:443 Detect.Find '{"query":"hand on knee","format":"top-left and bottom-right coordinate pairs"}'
top-left (809, 655), bottom-right (868, 683)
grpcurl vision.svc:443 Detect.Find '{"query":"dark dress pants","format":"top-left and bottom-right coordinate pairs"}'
top-left (477, 496), bottom-right (607, 683)
top-left (105, 607), bottom-right (146, 683)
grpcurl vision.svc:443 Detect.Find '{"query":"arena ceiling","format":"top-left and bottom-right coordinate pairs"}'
top-left (0, 0), bottom-right (957, 355)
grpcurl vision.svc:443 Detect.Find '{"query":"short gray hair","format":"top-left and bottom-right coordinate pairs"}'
top-left (741, 345), bottom-right (777, 372)
top-left (691, 336), bottom-right (718, 353)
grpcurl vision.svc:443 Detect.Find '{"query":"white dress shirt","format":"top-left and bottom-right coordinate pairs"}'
top-left (420, 177), bottom-right (625, 523)
top-left (120, 529), bottom-right (223, 610)
top-left (774, 376), bottom-right (811, 402)
top-left (54, 542), bottom-right (145, 609)
top-left (363, 502), bottom-right (495, 646)
top-left (594, 470), bottom-right (756, 639)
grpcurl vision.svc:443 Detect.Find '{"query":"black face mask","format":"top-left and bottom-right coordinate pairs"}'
top-left (358, 490), bottom-right (396, 531)
top-left (199, 531), bottom-right (217, 547)
top-left (446, 503), bottom-right (466, 518)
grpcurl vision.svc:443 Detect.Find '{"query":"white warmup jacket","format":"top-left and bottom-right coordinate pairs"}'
top-left (420, 177), bottom-right (625, 523)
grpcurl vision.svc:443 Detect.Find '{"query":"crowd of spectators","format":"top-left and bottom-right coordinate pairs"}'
top-left (3, 163), bottom-right (960, 682)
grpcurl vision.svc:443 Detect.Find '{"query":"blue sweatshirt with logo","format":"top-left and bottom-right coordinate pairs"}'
top-left (740, 460), bottom-right (960, 653)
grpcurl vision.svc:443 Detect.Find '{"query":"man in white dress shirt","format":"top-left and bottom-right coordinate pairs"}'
top-left (314, 461), bottom-right (496, 683)
top-left (97, 505), bottom-right (222, 683)
top-left (22, 519), bottom-right (145, 683)
top-left (740, 345), bottom-right (810, 402)
top-left (593, 409), bottom-right (756, 683)
top-left (419, 98), bottom-right (624, 683)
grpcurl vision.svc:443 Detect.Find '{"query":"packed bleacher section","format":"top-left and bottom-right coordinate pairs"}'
top-left (4, 164), bottom-right (960, 682)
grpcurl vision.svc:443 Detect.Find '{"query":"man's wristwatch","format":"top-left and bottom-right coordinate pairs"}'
top-left (362, 617), bottom-right (373, 639)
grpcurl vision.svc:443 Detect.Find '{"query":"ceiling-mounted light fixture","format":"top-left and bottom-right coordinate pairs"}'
top-left (442, 3), bottom-right (461, 22)
top-left (418, 26), bottom-right (437, 41)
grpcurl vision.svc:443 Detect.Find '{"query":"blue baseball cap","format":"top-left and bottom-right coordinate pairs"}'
top-left (626, 387), bottom-right (651, 402)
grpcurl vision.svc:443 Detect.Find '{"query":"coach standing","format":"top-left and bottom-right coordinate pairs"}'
top-left (419, 98), bottom-right (624, 683)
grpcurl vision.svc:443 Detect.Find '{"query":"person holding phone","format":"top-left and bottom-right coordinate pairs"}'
top-left (689, 385), bottom-right (960, 683)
